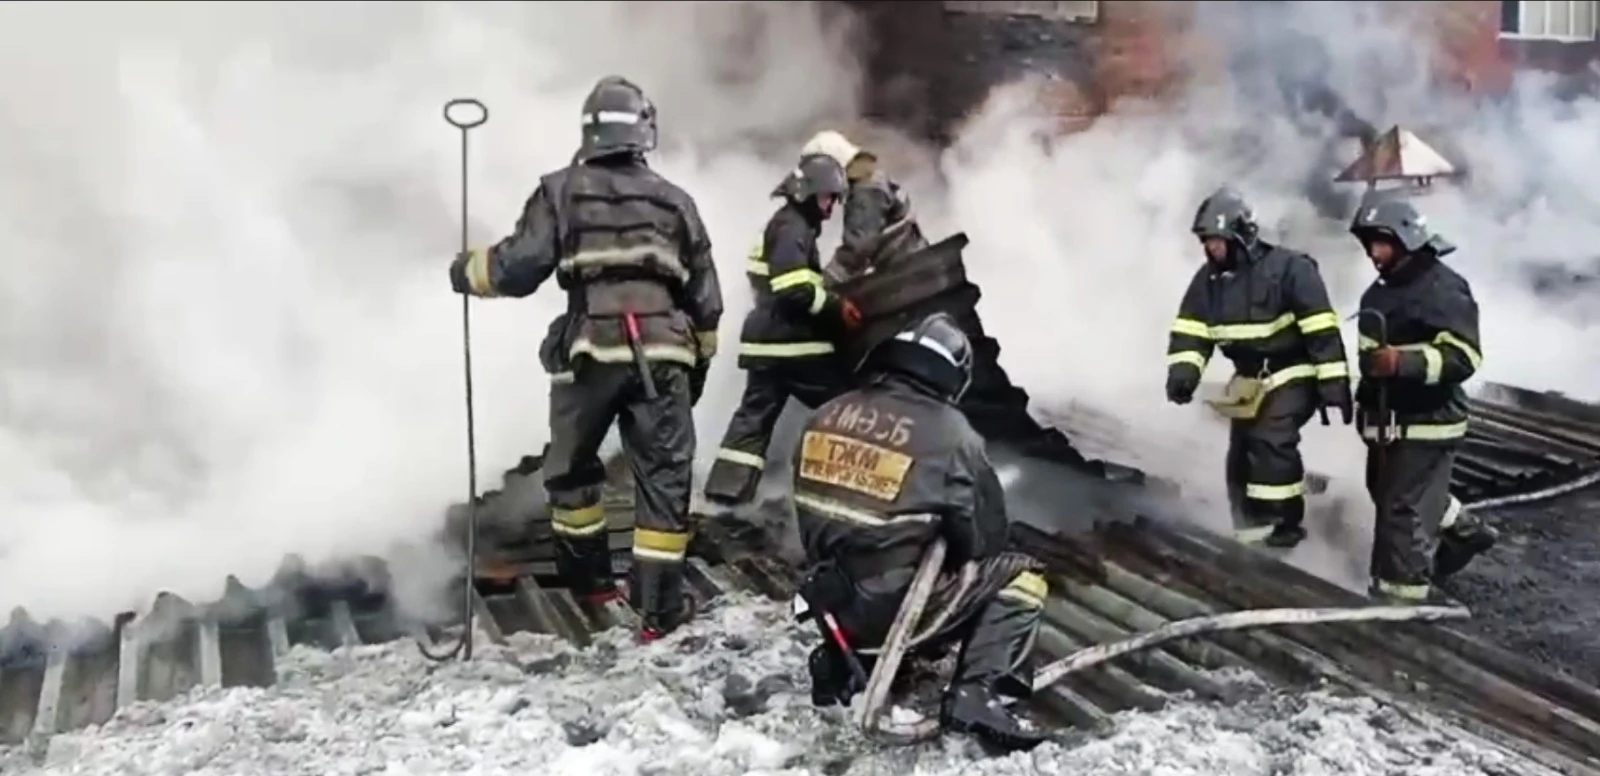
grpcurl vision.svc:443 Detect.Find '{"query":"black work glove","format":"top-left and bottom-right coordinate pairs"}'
top-left (1319, 380), bottom-right (1354, 425)
top-left (1165, 367), bottom-right (1199, 405)
top-left (448, 250), bottom-right (474, 294)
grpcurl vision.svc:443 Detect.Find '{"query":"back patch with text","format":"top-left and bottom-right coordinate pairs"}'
top-left (798, 431), bottom-right (914, 502)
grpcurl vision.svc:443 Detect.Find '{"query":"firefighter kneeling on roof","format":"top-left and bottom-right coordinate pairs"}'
top-left (792, 312), bottom-right (1048, 754)
top-left (1350, 195), bottom-right (1497, 605)
top-left (1165, 188), bottom-right (1353, 549)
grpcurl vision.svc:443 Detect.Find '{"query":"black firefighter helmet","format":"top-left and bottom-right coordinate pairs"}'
top-left (577, 75), bottom-right (658, 163)
top-left (1191, 187), bottom-right (1260, 247)
top-left (861, 312), bottom-right (974, 403)
top-left (1349, 194), bottom-right (1456, 257)
top-left (772, 153), bottom-right (849, 202)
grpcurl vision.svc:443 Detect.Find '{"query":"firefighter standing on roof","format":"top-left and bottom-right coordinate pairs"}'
top-left (793, 312), bottom-right (1047, 754)
top-left (1350, 195), bottom-right (1491, 604)
top-left (448, 75), bottom-right (722, 641)
top-left (1165, 188), bottom-right (1352, 548)
top-left (799, 130), bottom-right (928, 281)
top-left (700, 154), bottom-right (862, 510)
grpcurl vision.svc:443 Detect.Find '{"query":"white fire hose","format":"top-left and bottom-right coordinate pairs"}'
top-left (852, 539), bottom-right (1472, 745)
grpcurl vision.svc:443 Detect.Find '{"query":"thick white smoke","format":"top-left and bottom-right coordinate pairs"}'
top-left (0, 1), bottom-right (860, 619)
top-left (2, 1), bottom-right (1595, 618)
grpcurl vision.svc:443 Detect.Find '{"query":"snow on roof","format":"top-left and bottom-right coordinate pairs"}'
top-left (1334, 125), bottom-right (1459, 183)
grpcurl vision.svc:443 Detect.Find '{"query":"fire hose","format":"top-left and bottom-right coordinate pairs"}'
top-left (853, 538), bottom-right (1471, 745)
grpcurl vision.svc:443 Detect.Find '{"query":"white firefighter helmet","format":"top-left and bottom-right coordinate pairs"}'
top-left (801, 130), bottom-right (870, 170)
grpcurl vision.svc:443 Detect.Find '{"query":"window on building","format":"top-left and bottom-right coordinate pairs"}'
top-left (1500, 1), bottom-right (1598, 41)
top-left (942, 1), bottom-right (1100, 23)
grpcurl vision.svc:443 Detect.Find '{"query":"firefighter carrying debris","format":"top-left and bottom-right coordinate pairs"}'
top-left (1350, 195), bottom-right (1496, 604)
top-left (793, 311), bottom-right (1048, 753)
top-left (800, 130), bottom-right (928, 282)
top-left (701, 153), bottom-right (862, 510)
top-left (449, 75), bottom-right (723, 641)
top-left (1165, 187), bottom-right (1352, 548)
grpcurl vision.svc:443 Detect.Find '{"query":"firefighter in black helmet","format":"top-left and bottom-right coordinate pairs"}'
top-left (700, 153), bottom-right (861, 511)
top-left (1165, 187), bottom-right (1352, 548)
top-left (449, 75), bottom-right (723, 641)
top-left (1350, 194), bottom-right (1495, 603)
top-left (792, 311), bottom-right (1048, 754)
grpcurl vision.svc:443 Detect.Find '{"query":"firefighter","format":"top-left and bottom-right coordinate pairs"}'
top-left (1165, 187), bottom-right (1352, 548)
top-left (793, 312), bottom-right (1048, 753)
top-left (700, 153), bottom-right (861, 509)
top-left (1350, 196), bottom-right (1493, 603)
top-left (799, 130), bottom-right (928, 282)
top-left (448, 75), bottom-right (722, 641)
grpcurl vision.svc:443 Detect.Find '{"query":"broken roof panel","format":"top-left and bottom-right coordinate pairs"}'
top-left (1335, 125), bottom-right (1459, 183)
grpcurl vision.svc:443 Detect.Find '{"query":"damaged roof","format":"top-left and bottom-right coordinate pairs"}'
top-left (1335, 125), bottom-right (1459, 183)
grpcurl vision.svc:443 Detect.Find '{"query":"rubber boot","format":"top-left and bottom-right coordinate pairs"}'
top-left (1262, 522), bottom-right (1308, 549)
top-left (632, 561), bottom-right (697, 642)
top-left (1368, 579), bottom-right (1461, 608)
top-left (554, 533), bottom-right (617, 601)
top-left (941, 684), bottom-right (1047, 754)
top-left (943, 593), bottom-right (1047, 753)
top-left (1433, 522), bottom-right (1499, 579)
top-left (807, 644), bottom-right (872, 707)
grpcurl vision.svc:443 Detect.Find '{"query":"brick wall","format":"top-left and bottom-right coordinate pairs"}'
top-left (842, 0), bottom-right (1598, 142)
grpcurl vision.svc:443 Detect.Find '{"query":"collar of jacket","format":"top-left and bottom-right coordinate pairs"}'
top-left (1378, 249), bottom-right (1438, 286)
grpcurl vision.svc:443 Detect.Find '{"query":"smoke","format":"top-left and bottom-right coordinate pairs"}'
top-left (2, 0), bottom-right (1596, 620)
top-left (0, 0), bottom-right (861, 620)
top-left (926, 2), bottom-right (1600, 585)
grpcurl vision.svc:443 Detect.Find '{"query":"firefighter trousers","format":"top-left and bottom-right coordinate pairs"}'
top-left (544, 360), bottom-right (696, 632)
top-left (703, 357), bottom-right (849, 505)
top-left (1366, 439), bottom-right (1457, 600)
top-left (819, 552), bottom-right (1046, 695)
top-left (1225, 380), bottom-right (1316, 543)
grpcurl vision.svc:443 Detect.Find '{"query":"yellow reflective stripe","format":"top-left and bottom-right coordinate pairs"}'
top-left (1361, 421), bottom-right (1468, 441)
top-left (771, 268), bottom-right (824, 291)
top-left (1167, 351), bottom-right (1208, 370)
top-left (1245, 481), bottom-right (1305, 501)
top-left (999, 571), bottom-right (1048, 608)
top-left (1421, 345), bottom-right (1443, 385)
top-left (464, 249), bottom-right (500, 297)
top-left (1171, 318), bottom-right (1211, 338)
top-left (552, 505), bottom-right (607, 537)
top-left (1233, 525), bottom-right (1276, 544)
top-left (633, 528), bottom-right (688, 563)
top-left (559, 244), bottom-right (687, 283)
top-left (696, 330), bottom-right (718, 359)
top-left (1314, 361), bottom-right (1349, 380)
top-left (1210, 312), bottom-right (1295, 341)
top-left (570, 339), bottom-right (697, 367)
top-left (1262, 364), bottom-right (1316, 390)
top-left (549, 371), bottom-right (575, 385)
top-left (1434, 331), bottom-right (1482, 370)
top-left (1376, 579), bottom-right (1430, 600)
top-left (1440, 496), bottom-right (1462, 529)
top-left (794, 492), bottom-right (887, 526)
top-left (808, 285), bottom-right (827, 315)
top-left (748, 260), bottom-right (770, 276)
top-left (1358, 335), bottom-right (1380, 351)
top-left (716, 447), bottom-right (765, 469)
top-left (1296, 311), bottom-right (1339, 334)
top-left (740, 341), bottom-right (835, 357)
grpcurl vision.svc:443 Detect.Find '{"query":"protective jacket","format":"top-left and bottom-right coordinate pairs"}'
top-left (740, 201), bottom-right (846, 368)
top-left (832, 170), bottom-right (927, 278)
top-left (794, 375), bottom-right (1009, 579)
top-left (1356, 253), bottom-right (1482, 442)
top-left (455, 158), bottom-right (723, 373)
top-left (1167, 243), bottom-right (1350, 403)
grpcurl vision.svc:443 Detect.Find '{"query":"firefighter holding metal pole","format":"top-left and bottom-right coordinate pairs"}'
top-left (1165, 187), bottom-right (1353, 548)
top-left (448, 75), bottom-right (723, 641)
top-left (1350, 195), bottom-right (1493, 604)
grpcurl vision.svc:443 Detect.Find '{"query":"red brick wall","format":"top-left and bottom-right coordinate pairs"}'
top-left (841, 0), bottom-right (1598, 142)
